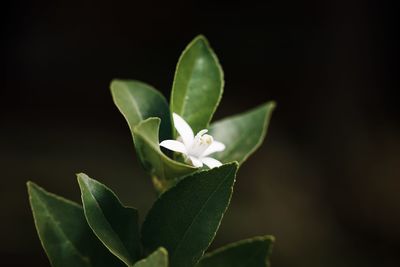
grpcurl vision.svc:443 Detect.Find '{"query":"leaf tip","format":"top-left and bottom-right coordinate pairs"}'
top-left (193, 34), bottom-right (209, 44)
top-left (109, 79), bottom-right (120, 93)
top-left (158, 246), bottom-right (168, 256)
top-left (262, 235), bottom-right (276, 243)
top-left (259, 101), bottom-right (277, 113)
top-left (26, 180), bottom-right (33, 188)
top-left (133, 116), bottom-right (161, 134)
top-left (225, 161), bottom-right (240, 171)
top-left (26, 181), bottom-right (34, 197)
top-left (26, 181), bottom-right (40, 195)
top-left (266, 100), bottom-right (277, 111)
top-left (76, 172), bottom-right (87, 178)
top-left (267, 100), bottom-right (277, 109)
top-left (187, 35), bottom-right (216, 54)
top-left (76, 173), bottom-right (92, 190)
top-left (110, 77), bottom-right (128, 85)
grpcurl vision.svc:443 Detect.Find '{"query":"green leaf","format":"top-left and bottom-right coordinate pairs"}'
top-left (141, 163), bottom-right (239, 267)
top-left (27, 182), bottom-right (123, 267)
top-left (133, 117), bottom-right (196, 191)
top-left (196, 236), bottom-right (275, 267)
top-left (77, 173), bottom-right (141, 266)
top-left (209, 102), bottom-right (276, 164)
top-left (170, 35), bottom-right (224, 134)
top-left (133, 247), bottom-right (169, 267)
top-left (111, 79), bottom-right (172, 142)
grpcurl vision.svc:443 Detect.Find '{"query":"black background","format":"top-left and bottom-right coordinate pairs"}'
top-left (2, 0), bottom-right (399, 266)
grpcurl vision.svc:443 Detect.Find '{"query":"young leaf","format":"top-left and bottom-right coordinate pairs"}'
top-left (141, 162), bottom-right (239, 267)
top-left (111, 79), bottom-right (172, 142)
top-left (209, 102), bottom-right (275, 164)
top-left (77, 173), bottom-right (141, 266)
top-left (170, 35), bottom-right (224, 134)
top-left (133, 247), bottom-right (169, 267)
top-left (196, 236), bottom-right (275, 267)
top-left (27, 182), bottom-right (123, 267)
top-left (133, 117), bottom-right (196, 191)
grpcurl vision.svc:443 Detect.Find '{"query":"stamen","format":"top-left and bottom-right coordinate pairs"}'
top-left (189, 132), bottom-right (214, 157)
top-left (202, 134), bottom-right (213, 145)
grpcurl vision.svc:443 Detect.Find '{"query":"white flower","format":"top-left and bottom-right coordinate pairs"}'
top-left (160, 113), bottom-right (225, 169)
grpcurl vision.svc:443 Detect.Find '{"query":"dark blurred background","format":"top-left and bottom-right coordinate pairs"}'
top-left (2, 0), bottom-right (399, 266)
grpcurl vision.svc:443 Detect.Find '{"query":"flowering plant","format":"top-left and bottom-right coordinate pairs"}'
top-left (27, 35), bottom-right (275, 267)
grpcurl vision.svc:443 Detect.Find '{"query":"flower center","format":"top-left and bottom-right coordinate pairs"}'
top-left (189, 130), bottom-right (213, 157)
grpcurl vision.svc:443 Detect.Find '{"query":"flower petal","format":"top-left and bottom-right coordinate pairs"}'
top-left (173, 113), bottom-right (194, 147)
top-left (195, 129), bottom-right (208, 138)
top-left (189, 156), bottom-right (203, 168)
top-left (201, 157), bottom-right (222, 169)
top-left (202, 141), bottom-right (226, 156)
top-left (160, 140), bottom-right (187, 154)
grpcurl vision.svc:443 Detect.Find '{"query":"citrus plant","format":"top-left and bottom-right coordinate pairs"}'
top-left (27, 35), bottom-right (276, 267)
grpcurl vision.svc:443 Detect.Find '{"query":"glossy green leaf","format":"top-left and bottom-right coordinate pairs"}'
top-left (111, 79), bottom-right (172, 142)
top-left (197, 236), bottom-right (275, 267)
top-left (133, 247), bottom-right (169, 267)
top-left (170, 35), bottom-right (224, 134)
top-left (141, 163), bottom-right (239, 267)
top-left (209, 102), bottom-right (276, 164)
top-left (133, 117), bottom-right (196, 191)
top-left (77, 173), bottom-right (141, 266)
top-left (27, 182), bottom-right (123, 267)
